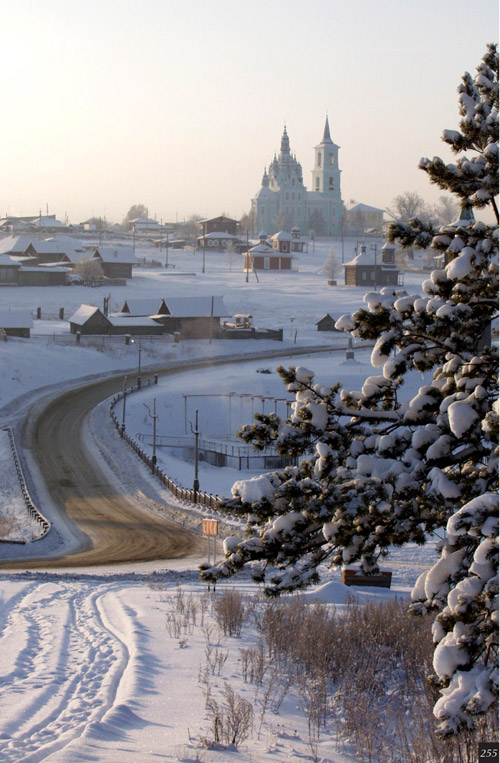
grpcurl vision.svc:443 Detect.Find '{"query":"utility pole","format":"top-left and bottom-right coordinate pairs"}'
top-left (143, 398), bottom-right (158, 472)
top-left (190, 409), bottom-right (200, 500)
top-left (202, 236), bottom-right (206, 274)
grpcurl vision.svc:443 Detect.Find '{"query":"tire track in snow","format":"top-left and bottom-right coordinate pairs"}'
top-left (0, 581), bottom-right (144, 762)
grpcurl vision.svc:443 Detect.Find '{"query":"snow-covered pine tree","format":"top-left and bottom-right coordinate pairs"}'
top-left (201, 44), bottom-right (499, 737)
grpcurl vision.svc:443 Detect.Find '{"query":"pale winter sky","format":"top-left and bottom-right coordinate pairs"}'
top-left (1, 0), bottom-right (498, 224)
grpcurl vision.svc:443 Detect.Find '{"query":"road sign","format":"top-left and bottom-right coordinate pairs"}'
top-left (202, 519), bottom-right (219, 537)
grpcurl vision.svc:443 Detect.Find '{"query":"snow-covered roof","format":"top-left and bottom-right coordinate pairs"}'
top-left (271, 231), bottom-right (293, 242)
top-left (346, 202), bottom-right (384, 213)
top-left (108, 316), bottom-right (161, 328)
top-left (199, 232), bottom-right (240, 240)
top-left (0, 310), bottom-right (33, 329)
top-left (121, 299), bottom-right (167, 316)
top-left (94, 247), bottom-right (138, 264)
top-left (344, 247), bottom-right (397, 268)
top-left (29, 216), bottom-right (67, 228)
top-left (0, 236), bottom-right (32, 255)
top-left (249, 243), bottom-right (276, 255)
top-left (0, 254), bottom-right (22, 268)
top-left (68, 305), bottom-right (103, 325)
top-left (163, 296), bottom-right (230, 318)
top-left (253, 186), bottom-right (275, 200)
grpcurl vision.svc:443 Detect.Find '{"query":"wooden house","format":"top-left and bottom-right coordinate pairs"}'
top-left (316, 313), bottom-right (340, 332)
top-left (290, 227), bottom-right (308, 253)
top-left (91, 247), bottom-right (138, 279)
top-left (0, 310), bottom-right (33, 338)
top-left (153, 296), bottom-right (230, 339)
top-left (243, 231), bottom-right (298, 271)
top-left (196, 231), bottom-right (246, 252)
top-left (69, 305), bottom-right (163, 335)
top-left (200, 216), bottom-right (239, 236)
top-left (18, 265), bottom-right (69, 286)
top-left (0, 254), bottom-right (22, 285)
top-left (120, 298), bottom-right (169, 316)
top-left (344, 242), bottom-right (402, 287)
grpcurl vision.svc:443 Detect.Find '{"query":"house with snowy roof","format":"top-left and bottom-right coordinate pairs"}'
top-left (344, 242), bottom-right (403, 287)
top-left (152, 296), bottom-right (231, 339)
top-left (0, 310), bottom-right (33, 338)
top-left (28, 215), bottom-right (69, 234)
top-left (91, 247), bottom-right (138, 278)
top-left (0, 235), bottom-right (34, 257)
top-left (69, 305), bottom-right (163, 336)
top-left (120, 298), bottom-right (169, 316)
top-left (344, 203), bottom-right (385, 235)
top-left (243, 231), bottom-right (298, 272)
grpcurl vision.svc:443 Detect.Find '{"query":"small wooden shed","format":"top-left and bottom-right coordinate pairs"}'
top-left (316, 313), bottom-right (340, 332)
top-left (0, 310), bottom-right (33, 338)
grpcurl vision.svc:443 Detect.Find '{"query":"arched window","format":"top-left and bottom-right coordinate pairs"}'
top-left (317, 153), bottom-right (322, 167)
top-left (329, 177), bottom-right (334, 188)
top-left (315, 178), bottom-right (320, 190)
top-left (329, 153), bottom-right (334, 165)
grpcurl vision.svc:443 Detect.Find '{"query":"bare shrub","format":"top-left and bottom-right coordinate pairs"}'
top-left (0, 514), bottom-right (15, 539)
top-left (201, 684), bottom-right (253, 749)
top-left (212, 590), bottom-right (246, 637)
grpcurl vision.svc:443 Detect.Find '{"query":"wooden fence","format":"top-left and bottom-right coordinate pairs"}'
top-left (109, 386), bottom-right (220, 509)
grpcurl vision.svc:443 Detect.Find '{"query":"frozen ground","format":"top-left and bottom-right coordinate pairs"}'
top-left (0, 235), bottom-right (443, 760)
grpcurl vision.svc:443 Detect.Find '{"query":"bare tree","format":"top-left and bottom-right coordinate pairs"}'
top-left (432, 195), bottom-right (460, 225)
top-left (386, 191), bottom-right (434, 223)
top-left (74, 258), bottom-right (104, 282)
top-left (123, 204), bottom-right (149, 223)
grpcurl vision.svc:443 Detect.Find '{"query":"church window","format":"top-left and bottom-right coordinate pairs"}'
top-left (292, 178), bottom-right (295, 186)
top-left (329, 153), bottom-right (334, 165)
top-left (317, 153), bottom-right (321, 167)
top-left (329, 177), bottom-right (334, 188)
top-left (285, 192), bottom-right (289, 200)
top-left (315, 178), bottom-right (320, 191)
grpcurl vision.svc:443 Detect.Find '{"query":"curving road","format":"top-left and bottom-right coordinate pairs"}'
top-left (2, 345), bottom-right (345, 569)
top-left (7, 372), bottom-right (207, 568)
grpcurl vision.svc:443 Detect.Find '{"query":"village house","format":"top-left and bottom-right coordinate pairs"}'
top-left (91, 247), bottom-right (138, 279)
top-left (0, 310), bottom-right (33, 338)
top-left (243, 231), bottom-right (298, 272)
top-left (69, 305), bottom-right (164, 336)
top-left (151, 296), bottom-right (230, 339)
top-left (120, 298), bottom-right (170, 316)
top-left (344, 202), bottom-right (385, 236)
top-left (316, 313), bottom-right (340, 332)
top-left (343, 241), bottom-right (402, 287)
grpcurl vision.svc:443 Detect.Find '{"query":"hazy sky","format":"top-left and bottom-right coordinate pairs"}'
top-left (1, 0), bottom-right (498, 224)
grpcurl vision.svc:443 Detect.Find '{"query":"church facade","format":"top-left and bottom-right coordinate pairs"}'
top-left (251, 118), bottom-right (344, 236)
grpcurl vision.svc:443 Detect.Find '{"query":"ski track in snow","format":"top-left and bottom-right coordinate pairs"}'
top-left (0, 580), bottom-right (147, 762)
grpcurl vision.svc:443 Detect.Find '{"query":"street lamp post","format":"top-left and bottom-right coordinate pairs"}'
top-left (190, 409), bottom-right (200, 500)
top-left (143, 398), bottom-right (158, 472)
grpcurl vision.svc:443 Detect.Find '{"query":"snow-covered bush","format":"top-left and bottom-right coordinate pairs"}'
top-left (200, 44), bottom-right (499, 737)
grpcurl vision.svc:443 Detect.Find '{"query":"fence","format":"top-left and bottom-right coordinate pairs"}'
top-left (136, 432), bottom-right (297, 471)
top-left (1, 427), bottom-right (51, 543)
top-left (110, 385), bottom-right (220, 509)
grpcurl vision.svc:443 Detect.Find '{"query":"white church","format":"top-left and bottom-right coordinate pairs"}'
top-left (251, 118), bottom-right (344, 236)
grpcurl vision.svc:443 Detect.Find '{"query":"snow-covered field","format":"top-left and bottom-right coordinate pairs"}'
top-left (0, 236), bottom-right (444, 760)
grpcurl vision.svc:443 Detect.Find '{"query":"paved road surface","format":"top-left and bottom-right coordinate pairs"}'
top-left (9, 373), bottom-right (206, 568)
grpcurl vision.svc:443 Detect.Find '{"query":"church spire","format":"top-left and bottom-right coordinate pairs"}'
top-left (321, 115), bottom-right (332, 143)
top-left (280, 125), bottom-right (290, 155)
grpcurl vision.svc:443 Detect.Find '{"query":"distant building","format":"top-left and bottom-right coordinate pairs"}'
top-left (200, 216), bottom-right (239, 236)
top-left (344, 203), bottom-right (385, 235)
top-left (0, 310), bottom-right (33, 338)
top-left (251, 118), bottom-right (343, 236)
top-left (243, 231), bottom-right (298, 272)
top-left (316, 313), bottom-right (340, 332)
top-left (344, 242), bottom-right (403, 287)
top-left (91, 247), bottom-right (138, 279)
